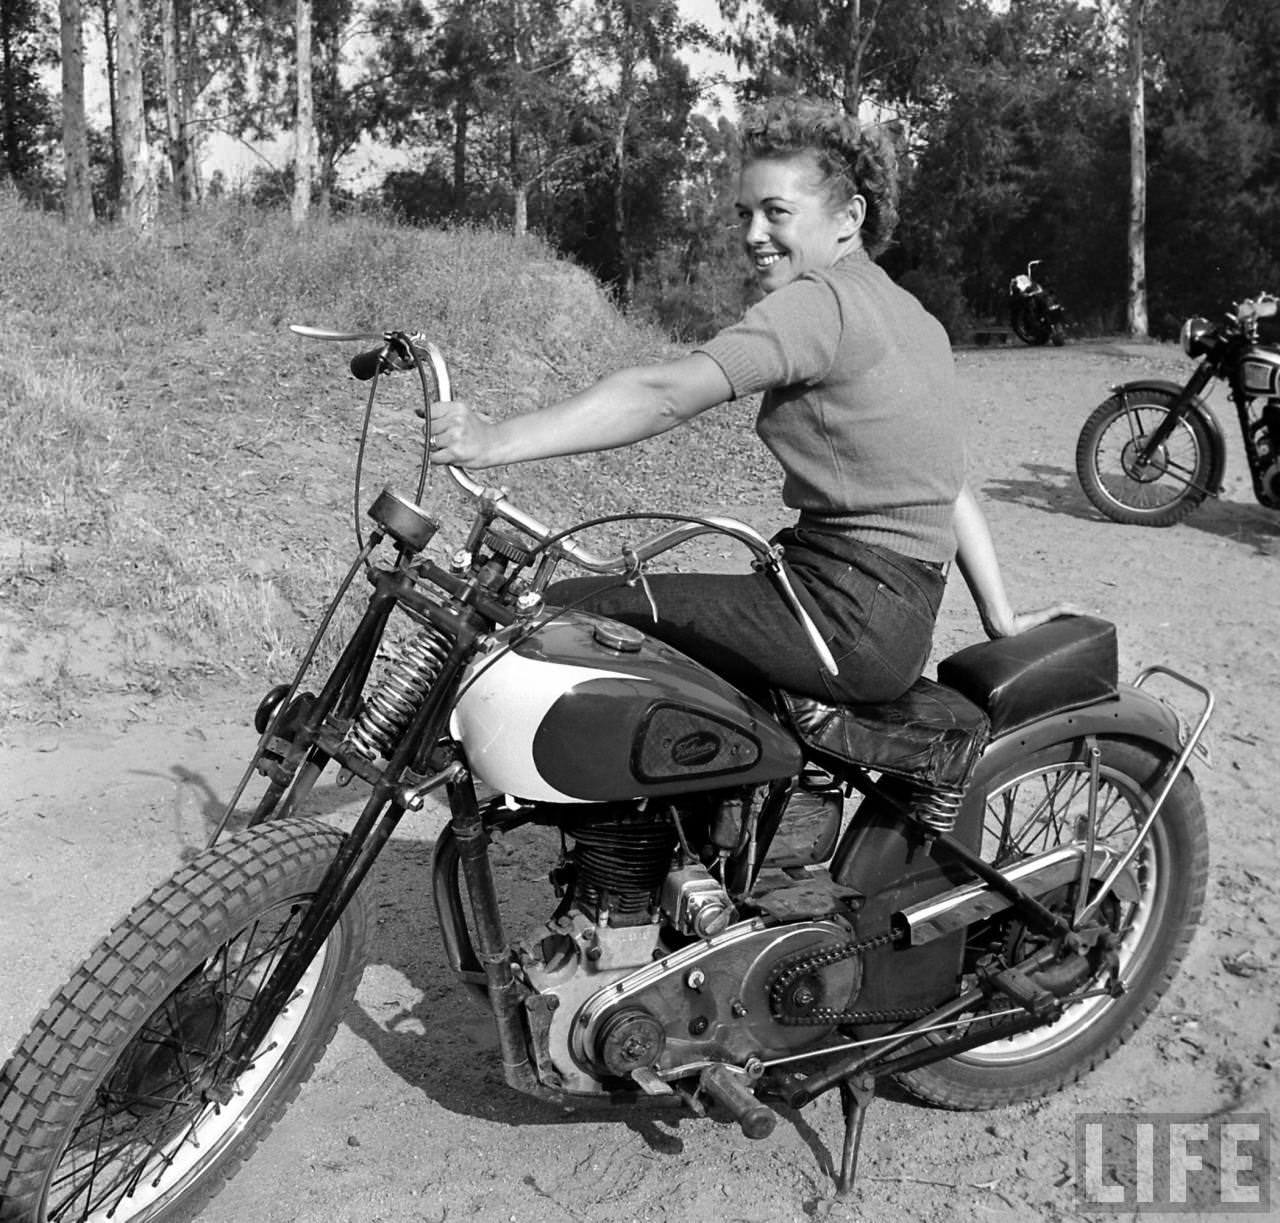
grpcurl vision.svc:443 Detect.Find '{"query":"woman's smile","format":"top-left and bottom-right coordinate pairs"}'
top-left (736, 153), bottom-right (862, 292)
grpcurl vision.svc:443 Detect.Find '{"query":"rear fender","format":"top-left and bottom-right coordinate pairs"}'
top-left (828, 684), bottom-right (1187, 1016)
top-left (1112, 378), bottom-right (1228, 493)
top-left (962, 681), bottom-right (1184, 798)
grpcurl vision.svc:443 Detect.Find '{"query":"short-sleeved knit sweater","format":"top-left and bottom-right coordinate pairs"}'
top-left (694, 249), bottom-right (965, 563)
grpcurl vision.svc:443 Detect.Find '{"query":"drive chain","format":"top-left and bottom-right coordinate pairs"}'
top-left (767, 929), bottom-right (933, 1026)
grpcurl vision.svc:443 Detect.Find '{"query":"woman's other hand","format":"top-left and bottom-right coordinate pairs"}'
top-left (978, 600), bottom-right (1091, 640)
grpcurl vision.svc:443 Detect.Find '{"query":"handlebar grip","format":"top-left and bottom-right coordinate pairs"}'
top-left (350, 348), bottom-right (384, 381)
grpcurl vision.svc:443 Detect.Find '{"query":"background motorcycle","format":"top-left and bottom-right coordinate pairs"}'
top-left (0, 328), bottom-right (1213, 1221)
top-left (1009, 260), bottom-right (1067, 347)
top-left (1076, 293), bottom-right (1280, 527)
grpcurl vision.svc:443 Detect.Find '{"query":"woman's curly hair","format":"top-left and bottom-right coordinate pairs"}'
top-left (738, 97), bottom-right (900, 259)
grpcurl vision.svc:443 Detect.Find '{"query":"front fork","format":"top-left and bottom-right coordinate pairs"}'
top-left (1129, 363), bottom-right (1214, 466)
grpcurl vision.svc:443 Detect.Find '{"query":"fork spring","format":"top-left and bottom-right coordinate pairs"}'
top-left (345, 624), bottom-right (454, 760)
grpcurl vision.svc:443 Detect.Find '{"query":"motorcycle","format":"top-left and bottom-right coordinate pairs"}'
top-left (0, 325), bottom-right (1215, 1220)
top-left (1076, 292), bottom-right (1280, 527)
top-left (1009, 260), bottom-right (1066, 347)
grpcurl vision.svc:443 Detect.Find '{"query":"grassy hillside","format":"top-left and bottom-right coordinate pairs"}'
top-left (0, 193), bottom-right (777, 718)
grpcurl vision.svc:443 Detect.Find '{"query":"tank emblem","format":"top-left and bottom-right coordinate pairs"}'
top-left (634, 703), bottom-right (761, 782)
top-left (671, 731), bottom-right (721, 767)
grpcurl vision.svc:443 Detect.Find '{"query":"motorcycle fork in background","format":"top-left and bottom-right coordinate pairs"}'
top-left (1123, 364), bottom-right (1218, 477)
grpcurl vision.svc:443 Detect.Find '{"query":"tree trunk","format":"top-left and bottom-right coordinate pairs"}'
top-left (160, 0), bottom-right (196, 208)
top-left (60, 0), bottom-right (94, 224)
top-left (1126, 0), bottom-right (1149, 338)
top-left (100, 0), bottom-right (121, 208)
top-left (1, 2), bottom-right (20, 181)
top-left (513, 182), bottom-right (528, 236)
top-left (292, 0), bottom-right (314, 226)
top-left (613, 94), bottom-right (634, 307)
top-left (116, 0), bottom-right (157, 231)
top-left (452, 98), bottom-right (467, 212)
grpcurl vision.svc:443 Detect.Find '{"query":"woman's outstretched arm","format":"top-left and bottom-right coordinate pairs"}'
top-left (953, 483), bottom-right (1083, 637)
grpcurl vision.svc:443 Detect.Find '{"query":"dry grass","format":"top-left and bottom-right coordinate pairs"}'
top-left (0, 191), bottom-right (774, 717)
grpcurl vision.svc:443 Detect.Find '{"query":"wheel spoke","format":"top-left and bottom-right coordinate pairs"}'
top-left (43, 902), bottom-right (325, 1221)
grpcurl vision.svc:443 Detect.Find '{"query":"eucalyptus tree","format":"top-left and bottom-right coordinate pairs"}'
top-left (715, 0), bottom-right (967, 117)
top-left (895, 0), bottom-right (1125, 331)
top-left (0, 0), bottom-right (57, 193)
top-left (571, 0), bottom-right (702, 304)
top-left (1122, 0), bottom-right (1148, 335)
top-left (365, 0), bottom-right (590, 232)
top-left (116, 0), bottom-right (157, 229)
top-left (1140, 0), bottom-right (1280, 327)
top-left (292, 0), bottom-right (313, 222)
top-left (61, 0), bottom-right (93, 222)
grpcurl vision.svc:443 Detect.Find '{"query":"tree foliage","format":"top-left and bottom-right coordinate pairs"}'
top-left (1, 0), bottom-right (58, 196)
top-left (9, 0), bottom-right (1279, 338)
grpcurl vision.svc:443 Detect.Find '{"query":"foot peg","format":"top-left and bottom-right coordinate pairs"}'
top-left (698, 1063), bottom-right (777, 1139)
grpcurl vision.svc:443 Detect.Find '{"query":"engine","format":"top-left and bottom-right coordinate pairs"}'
top-left (511, 794), bottom-right (862, 1096)
top-left (1245, 399), bottom-right (1280, 507)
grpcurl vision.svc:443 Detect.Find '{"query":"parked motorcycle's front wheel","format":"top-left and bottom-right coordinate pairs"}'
top-left (1076, 389), bottom-right (1216, 526)
top-left (0, 819), bottom-right (368, 1223)
top-left (896, 738), bottom-right (1207, 1110)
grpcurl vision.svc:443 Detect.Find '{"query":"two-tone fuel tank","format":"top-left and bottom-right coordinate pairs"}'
top-left (450, 612), bottom-right (802, 803)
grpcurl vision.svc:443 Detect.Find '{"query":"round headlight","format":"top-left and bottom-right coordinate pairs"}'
top-left (1180, 316), bottom-right (1213, 358)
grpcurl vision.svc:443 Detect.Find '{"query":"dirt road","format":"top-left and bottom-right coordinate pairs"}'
top-left (3, 340), bottom-right (1278, 1221)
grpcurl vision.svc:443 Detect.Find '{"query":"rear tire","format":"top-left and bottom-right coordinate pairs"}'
top-left (0, 818), bottom-right (368, 1223)
top-left (1011, 300), bottom-right (1051, 345)
top-left (895, 738), bottom-right (1207, 1110)
top-left (1076, 390), bottom-right (1215, 526)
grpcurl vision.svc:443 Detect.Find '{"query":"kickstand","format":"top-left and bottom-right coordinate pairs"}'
top-left (835, 1074), bottom-right (877, 1200)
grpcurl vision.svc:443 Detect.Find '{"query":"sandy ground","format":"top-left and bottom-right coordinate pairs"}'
top-left (3, 339), bottom-right (1279, 1222)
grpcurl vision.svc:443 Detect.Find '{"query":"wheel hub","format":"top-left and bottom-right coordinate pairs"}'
top-left (1119, 436), bottom-right (1169, 482)
top-left (107, 988), bottom-right (224, 1111)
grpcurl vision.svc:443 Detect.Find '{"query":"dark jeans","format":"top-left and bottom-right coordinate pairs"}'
top-left (546, 524), bottom-right (947, 705)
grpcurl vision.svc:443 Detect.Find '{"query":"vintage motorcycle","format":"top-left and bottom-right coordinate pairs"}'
top-left (1009, 260), bottom-right (1067, 347)
top-left (1076, 292), bottom-right (1280, 527)
top-left (0, 326), bottom-right (1214, 1221)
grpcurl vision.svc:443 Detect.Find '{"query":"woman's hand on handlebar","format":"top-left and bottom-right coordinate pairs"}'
top-left (419, 399), bottom-right (496, 468)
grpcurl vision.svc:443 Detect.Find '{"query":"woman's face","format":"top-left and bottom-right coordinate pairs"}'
top-left (735, 152), bottom-right (864, 293)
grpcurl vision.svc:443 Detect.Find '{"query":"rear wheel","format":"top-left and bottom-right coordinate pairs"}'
top-left (895, 739), bottom-right (1207, 1110)
top-left (1076, 390), bottom-right (1215, 526)
top-left (1011, 300), bottom-right (1051, 345)
top-left (0, 818), bottom-right (368, 1223)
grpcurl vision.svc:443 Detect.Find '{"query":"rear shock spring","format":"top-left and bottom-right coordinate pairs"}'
top-left (345, 622), bottom-right (454, 760)
top-left (911, 785), bottom-right (963, 836)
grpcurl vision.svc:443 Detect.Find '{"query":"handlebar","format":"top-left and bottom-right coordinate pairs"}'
top-left (288, 323), bottom-right (839, 676)
top-left (1236, 293), bottom-right (1278, 324)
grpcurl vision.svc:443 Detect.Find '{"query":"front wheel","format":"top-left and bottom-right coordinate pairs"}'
top-left (895, 738), bottom-right (1208, 1110)
top-left (1076, 390), bottom-right (1216, 526)
top-left (0, 818), bottom-right (369, 1223)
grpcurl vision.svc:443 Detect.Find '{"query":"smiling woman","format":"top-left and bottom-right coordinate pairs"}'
top-left (425, 96), bottom-right (1074, 714)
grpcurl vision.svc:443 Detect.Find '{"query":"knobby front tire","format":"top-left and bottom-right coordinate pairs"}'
top-left (0, 818), bottom-right (369, 1223)
top-left (1076, 390), bottom-right (1215, 526)
top-left (895, 738), bottom-right (1208, 1111)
